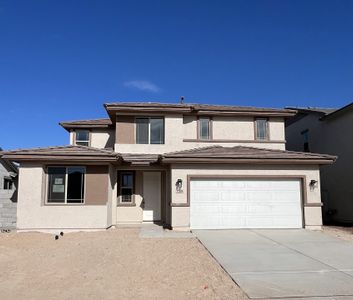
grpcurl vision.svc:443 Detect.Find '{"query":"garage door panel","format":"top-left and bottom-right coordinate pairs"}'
top-left (190, 179), bottom-right (302, 229)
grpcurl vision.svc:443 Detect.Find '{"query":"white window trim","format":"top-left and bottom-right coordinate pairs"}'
top-left (74, 130), bottom-right (90, 146)
top-left (135, 117), bottom-right (165, 145)
top-left (198, 117), bottom-right (212, 140)
top-left (255, 118), bottom-right (269, 141)
top-left (45, 166), bottom-right (86, 205)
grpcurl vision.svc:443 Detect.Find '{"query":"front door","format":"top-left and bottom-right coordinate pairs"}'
top-left (143, 172), bottom-right (161, 221)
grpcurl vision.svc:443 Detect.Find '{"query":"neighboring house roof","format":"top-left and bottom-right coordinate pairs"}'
top-left (1, 145), bottom-right (119, 162)
top-left (59, 118), bottom-right (112, 130)
top-left (285, 107), bottom-right (337, 115)
top-left (0, 147), bottom-right (18, 175)
top-left (162, 146), bottom-right (336, 165)
top-left (104, 102), bottom-right (297, 118)
top-left (285, 107), bottom-right (338, 126)
top-left (320, 102), bottom-right (353, 120)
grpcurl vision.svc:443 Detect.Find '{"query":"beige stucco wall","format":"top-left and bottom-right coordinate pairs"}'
top-left (212, 116), bottom-right (255, 140)
top-left (269, 118), bottom-right (285, 141)
top-left (115, 114), bottom-right (286, 154)
top-left (17, 164), bottom-right (109, 231)
top-left (90, 129), bottom-right (115, 148)
top-left (169, 164), bottom-right (322, 230)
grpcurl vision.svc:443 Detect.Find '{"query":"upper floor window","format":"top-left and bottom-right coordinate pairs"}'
top-left (47, 166), bottom-right (85, 204)
top-left (75, 130), bottom-right (90, 146)
top-left (3, 178), bottom-right (13, 190)
top-left (199, 117), bottom-right (211, 140)
top-left (136, 117), bottom-right (164, 144)
top-left (301, 129), bottom-right (309, 152)
top-left (255, 118), bottom-right (268, 140)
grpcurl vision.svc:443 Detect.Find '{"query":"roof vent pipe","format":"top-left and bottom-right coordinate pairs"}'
top-left (180, 96), bottom-right (185, 104)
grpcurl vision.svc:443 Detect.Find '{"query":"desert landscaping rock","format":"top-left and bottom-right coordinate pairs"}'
top-left (0, 229), bottom-right (248, 300)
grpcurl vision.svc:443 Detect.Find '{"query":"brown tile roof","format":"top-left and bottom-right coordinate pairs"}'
top-left (104, 102), bottom-right (296, 117)
top-left (59, 118), bottom-right (112, 130)
top-left (2, 145), bottom-right (118, 162)
top-left (163, 146), bottom-right (336, 165)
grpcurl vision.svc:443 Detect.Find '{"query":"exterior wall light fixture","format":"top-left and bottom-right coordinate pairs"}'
top-left (176, 179), bottom-right (183, 193)
top-left (309, 180), bottom-right (318, 190)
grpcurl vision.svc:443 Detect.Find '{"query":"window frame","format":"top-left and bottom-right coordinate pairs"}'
top-left (255, 118), bottom-right (269, 141)
top-left (74, 130), bottom-right (90, 146)
top-left (197, 117), bottom-right (212, 140)
top-left (3, 177), bottom-right (13, 190)
top-left (135, 117), bottom-right (165, 145)
top-left (117, 171), bottom-right (135, 206)
top-left (46, 166), bottom-right (86, 205)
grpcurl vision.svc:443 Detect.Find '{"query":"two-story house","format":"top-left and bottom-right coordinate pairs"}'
top-left (1, 102), bottom-right (336, 232)
top-left (285, 103), bottom-right (353, 224)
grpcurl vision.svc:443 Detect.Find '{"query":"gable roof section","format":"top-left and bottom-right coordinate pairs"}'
top-left (1, 145), bottom-right (119, 162)
top-left (162, 146), bottom-right (336, 165)
top-left (104, 102), bottom-right (297, 118)
top-left (59, 118), bottom-right (112, 131)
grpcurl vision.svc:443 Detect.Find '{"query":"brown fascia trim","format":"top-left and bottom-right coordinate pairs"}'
top-left (183, 139), bottom-right (286, 144)
top-left (195, 111), bottom-right (295, 117)
top-left (104, 104), bottom-right (296, 118)
top-left (161, 157), bottom-right (335, 165)
top-left (59, 124), bottom-right (113, 131)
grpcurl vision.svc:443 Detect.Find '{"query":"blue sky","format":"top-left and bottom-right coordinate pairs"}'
top-left (1, 0), bottom-right (353, 149)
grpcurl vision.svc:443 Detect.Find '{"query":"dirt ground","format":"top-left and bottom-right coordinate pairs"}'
top-left (0, 229), bottom-right (248, 300)
top-left (323, 225), bottom-right (353, 242)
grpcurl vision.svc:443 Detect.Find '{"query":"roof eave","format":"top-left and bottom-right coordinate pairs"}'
top-left (2, 154), bottom-right (119, 162)
top-left (161, 157), bottom-right (335, 165)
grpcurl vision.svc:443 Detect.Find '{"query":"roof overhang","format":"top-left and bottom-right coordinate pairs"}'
top-left (104, 102), bottom-right (297, 121)
top-left (161, 157), bottom-right (335, 165)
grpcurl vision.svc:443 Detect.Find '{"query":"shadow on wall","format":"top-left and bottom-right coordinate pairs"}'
top-left (105, 130), bottom-right (115, 149)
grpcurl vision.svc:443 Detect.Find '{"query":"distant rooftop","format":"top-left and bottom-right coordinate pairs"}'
top-left (285, 107), bottom-right (337, 115)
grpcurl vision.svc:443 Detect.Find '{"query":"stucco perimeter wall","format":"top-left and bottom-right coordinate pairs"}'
top-left (170, 164), bottom-right (322, 230)
top-left (115, 114), bottom-right (286, 154)
top-left (17, 164), bottom-right (109, 231)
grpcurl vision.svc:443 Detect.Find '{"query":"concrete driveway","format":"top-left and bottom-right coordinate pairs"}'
top-left (194, 229), bottom-right (353, 299)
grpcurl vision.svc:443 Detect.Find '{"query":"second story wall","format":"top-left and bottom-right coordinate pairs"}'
top-left (115, 114), bottom-right (286, 154)
top-left (70, 129), bottom-right (115, 149)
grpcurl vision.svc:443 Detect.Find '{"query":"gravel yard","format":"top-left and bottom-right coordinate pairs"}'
top-left (0, 228), bottom-right (247, 300)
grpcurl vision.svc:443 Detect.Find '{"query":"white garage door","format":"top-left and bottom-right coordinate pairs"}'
top-left (190, 179), bottom-right (303, 229)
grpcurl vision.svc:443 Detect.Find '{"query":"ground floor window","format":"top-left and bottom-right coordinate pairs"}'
top-left (118, 171), bottom-right (134, 204)
top-left (47, 166), bottom-right (85, 204)
top-left (3, 178), bottom-right (13, 190)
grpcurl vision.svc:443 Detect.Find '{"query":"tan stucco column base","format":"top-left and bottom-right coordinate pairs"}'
top-left (305, 225), bottom-right (322, 230)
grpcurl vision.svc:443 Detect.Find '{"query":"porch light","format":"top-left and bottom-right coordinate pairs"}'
top-left (176, 179), bottom-right (183, 193)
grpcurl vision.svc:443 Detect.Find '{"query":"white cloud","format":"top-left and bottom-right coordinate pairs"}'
top-left (123, 80), bottom-right (161, 93)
